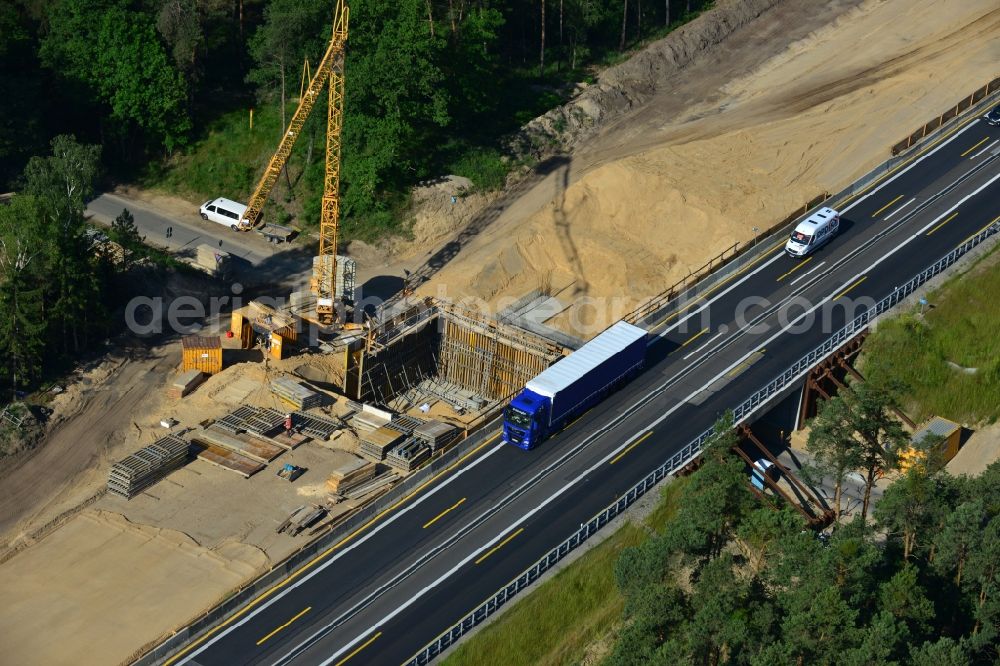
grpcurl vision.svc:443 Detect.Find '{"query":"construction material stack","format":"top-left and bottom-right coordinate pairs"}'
top-left (325, 457), bottom-right (377, 495)
top-left (271, 377), bottom-right (324, 409)
top-left (107, 435), bottom-right (190, 499)
top-left (168, 369), bottom-right (206, 399)
top-left (181, 336), bottom-right (223, 375)
top-left (358, 426), bottom-right (406, 462)
top-left (386, 438), bottom-right (429, 472)
top-left (292, 411), bottom-right (341, 440)
top-left (413, 420), bottom-right (460, 453)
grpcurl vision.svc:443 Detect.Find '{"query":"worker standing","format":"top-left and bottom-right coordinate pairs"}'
top-left (285, 413), bottom-right (293, 435)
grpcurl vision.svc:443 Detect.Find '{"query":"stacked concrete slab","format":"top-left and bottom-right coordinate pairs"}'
top-left (108, 435), bottom-right (189, 499)
top-left (167, 369), bottom-right (205, 399)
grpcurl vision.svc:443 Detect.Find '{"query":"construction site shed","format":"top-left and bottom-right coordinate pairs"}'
top-left (900, 417), bottom-right (962, 471)
top-left (181, 336), bottom-right (223, 375)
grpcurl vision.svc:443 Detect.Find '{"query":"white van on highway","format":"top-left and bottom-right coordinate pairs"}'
top-left (199, 197), bottom-right (249, 230)
top-left (785, 207), bottom-right (840, 258)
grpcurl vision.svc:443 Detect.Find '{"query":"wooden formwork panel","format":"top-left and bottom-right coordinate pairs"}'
top-left (438, 318), bottom-right (553, 401)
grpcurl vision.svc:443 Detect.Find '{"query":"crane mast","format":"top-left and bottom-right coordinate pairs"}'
top-left (242, 0), bottom-right (348, 325)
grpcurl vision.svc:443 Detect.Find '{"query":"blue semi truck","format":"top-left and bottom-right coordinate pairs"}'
top-left (503, 321), bottom-right (648, 450)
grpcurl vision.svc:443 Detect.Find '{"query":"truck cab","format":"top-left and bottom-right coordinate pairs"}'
top-left (503, 390), bottom-right (550, 450)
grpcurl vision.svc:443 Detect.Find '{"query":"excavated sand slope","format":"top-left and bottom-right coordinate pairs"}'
top-left (422, 0), bottom-right (1000, 336)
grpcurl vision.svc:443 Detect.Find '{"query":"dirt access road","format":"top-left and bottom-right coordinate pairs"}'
top-left (0, 342), bottom-right (176, 554)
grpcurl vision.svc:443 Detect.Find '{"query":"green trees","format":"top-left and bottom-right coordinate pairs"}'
top-left (807, 382), bottom-right (909, 520)
top-left (0, 135), bottom-right (113, 393)
top-left (39, 0), bottom-right (191, 155)
top-left (608, 410), bottom-right (1000, 665)
top-left (0, 196), bottom-right (48, 397)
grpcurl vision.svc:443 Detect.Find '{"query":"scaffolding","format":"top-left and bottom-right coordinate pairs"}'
top-left (343, 299), bottom-right (564, 409)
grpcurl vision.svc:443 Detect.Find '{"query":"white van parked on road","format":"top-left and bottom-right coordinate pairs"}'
top-left (785, 207), bottom-right (840, 257)
top-left (199, 197), bottom-right (249, 230)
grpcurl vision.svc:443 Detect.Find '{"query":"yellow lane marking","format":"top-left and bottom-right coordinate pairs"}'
top-left (679, 328), bottom-right (708, 348)
top-left (872, 195), bottom-right (904, 218)
top-left (565, 408), bottom-right (592, 429)
top-left (423, 498), bottom-right (466, 529)
top-left (162, 433), bottom-right (500, 665)
top-left (840, 112), bottom-right (981, 208)
top-left (648, 244), bottom-right (785, 331)
top-left (776, 256), bottom-right (812, 282)
top-left (610, 431), bottom-right (654, 465)
top-left (475, 528), bottom-right (524, 565)
top-left (961, 214), bottom-right (1000, 244)
top-left (925, 212), bottom-right (959, 236)
top-left (961, 136), bottom-right (990, 157)
top-left (727, 349), bottom-right (766, 379)
top-left (834, 276), bottom-right (867, 301)
top-left (256, 607), bottom-right (311, 646)
top-left (335, 631), bottom-right (382, 666)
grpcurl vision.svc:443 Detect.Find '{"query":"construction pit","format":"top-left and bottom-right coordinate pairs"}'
top-left (0, 296), bottom-right (567, 666)
top-left (3, 0), bottom-right (999, 663)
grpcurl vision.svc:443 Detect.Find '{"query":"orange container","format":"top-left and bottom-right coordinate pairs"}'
top-left (181, 336), bottom-right (223, 375)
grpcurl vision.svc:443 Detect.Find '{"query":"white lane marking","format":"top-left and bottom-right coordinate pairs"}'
top-left (657, 251), bottom-right (784, 339)
top-left (322, 170), bottom-right (1000, 664)
top-left (971, 139), bottom-right (999, 159)
top-left (840, 118), bottom-right (978, 214)
top-left (913, 171), bottom-right (1000, 236)
top-left (682, 328), bottom-right (726, 359)
top-left (177, 440), bottom-right (507, 665)
top-left (181, 118), bottom-right (987, 665)
top-left (789, 260), bottom-right (826, 285)
top-left (657, 118), bottom-right (980, 342)
top-left (883, 197), bottom-right (915, 220)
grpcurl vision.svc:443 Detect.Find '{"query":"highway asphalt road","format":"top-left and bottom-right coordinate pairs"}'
top-left (170, 114), bottom-right (1000, 666)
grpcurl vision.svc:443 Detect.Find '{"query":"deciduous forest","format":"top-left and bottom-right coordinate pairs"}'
top-left (1, 0), bottom-right (710, 236)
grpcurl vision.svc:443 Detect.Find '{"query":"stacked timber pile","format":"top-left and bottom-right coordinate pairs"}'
top-left (271, 377), bottom-right (324, 409)
top-left (413, 421), bottom-right (460, 453)
top-left (338, 470), bottom-right (397, 501)
top-left (359, 426), bottom-right (406, 462)
top-left (386, 438), bottom-right (430, 473)
top-left (325, 457), bottom-right (377, 495)
top-left (167, 369), bottom-right (206, 399)
top-left (108, 435), bottom-right (189, 499)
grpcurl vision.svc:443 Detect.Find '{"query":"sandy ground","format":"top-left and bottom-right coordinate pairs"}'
top-left (416, 0), bottom-right (1000, 336)
top-left (947, 422), bottom-right (1000, 476)
top-left (3, 0), bottom-right (997, 663)
top-left (0, 509), bottom-right (266, 666)
top-left (0, 342), bottom-right (178, 554)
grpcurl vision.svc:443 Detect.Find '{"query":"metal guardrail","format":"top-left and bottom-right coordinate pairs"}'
top-left (892, 75), bottom-right (1000, 155)
top-left (630, 85), bottom-right (1000, 331)
top-left (143, 83), bottom-right (1000, 666)
top-left (405, 218), bottom-right (1000, 665)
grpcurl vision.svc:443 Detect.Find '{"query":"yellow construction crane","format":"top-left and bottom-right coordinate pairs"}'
top-left (242, 0), bottom-right (348, 324)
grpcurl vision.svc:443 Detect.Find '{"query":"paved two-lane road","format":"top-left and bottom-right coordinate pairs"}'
top-left (86, 192), bottom-right (321, 290)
